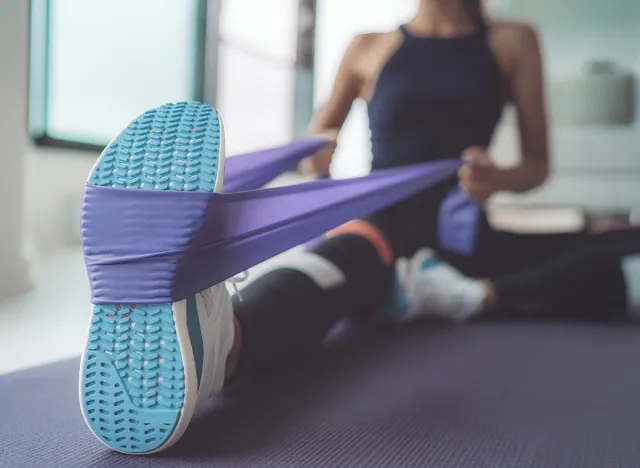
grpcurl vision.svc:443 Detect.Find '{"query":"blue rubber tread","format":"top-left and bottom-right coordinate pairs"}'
top-left (82, 102), bottom-right (221, 453)
top-left (88, 101), bottom-right (220, 192)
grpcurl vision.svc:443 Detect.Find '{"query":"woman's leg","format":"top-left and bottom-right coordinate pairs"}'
top-left (228, 221), bottom-right (397, 378)
top-left (225, 210), bottom-right (437, 378)
top-left (485, 228), bottom-right (640, 319)
top-left (404, 227), bottom-right (640, 321)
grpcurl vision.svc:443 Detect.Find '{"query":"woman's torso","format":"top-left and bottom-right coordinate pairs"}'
top-left (366, 25), bottom-right (507, 170)
top-left (355, 24), bottom-right (511, 252)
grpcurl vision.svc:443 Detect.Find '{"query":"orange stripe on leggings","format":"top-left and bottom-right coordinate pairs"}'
top-left (326, 220), bottom-right (394, 266)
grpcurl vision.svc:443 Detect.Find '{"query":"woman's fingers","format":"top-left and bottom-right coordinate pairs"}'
top-left (459, 180), bottom-right (494, 202)
top-left (462, 146), bottom-right (488, 163)
top-left (459, 147), bottom-right (498, 202)
top-left (299, 134), bottom-right (337, 175)
top-left (458, 161), bottom-right (492, 184)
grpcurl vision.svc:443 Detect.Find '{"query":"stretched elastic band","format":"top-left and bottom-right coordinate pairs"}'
top-left (84, 158), bottom-right (462, 304)
top-left (327, 220), bottom-right (394, 266)
top-left (225, 137), bottom-right (331, 193)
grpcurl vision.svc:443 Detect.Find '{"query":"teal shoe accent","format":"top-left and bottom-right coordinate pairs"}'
top-left (377, 271), bottom-right (410, 320)
top-left (420, 256), bottom-right (440, 270)
top-left (81, 102), bottom-right (221, 453)
top-left (186, 295), bottom-right (204, 389)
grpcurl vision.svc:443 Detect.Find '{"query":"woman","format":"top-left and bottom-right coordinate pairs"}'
top-left (81, 0), bottom-right (640, 454)
top-left (227, 0), bottom-right (640, 378)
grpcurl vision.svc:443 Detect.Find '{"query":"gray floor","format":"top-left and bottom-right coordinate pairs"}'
top-left (0, 248), bottom-right (90, 374)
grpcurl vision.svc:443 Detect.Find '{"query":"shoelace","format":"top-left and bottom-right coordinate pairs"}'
top-left (228, 271), bottom-right (250, 302)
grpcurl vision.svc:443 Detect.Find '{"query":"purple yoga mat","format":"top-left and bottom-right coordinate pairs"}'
top-left (83, 159), bottom-right (463, 304)
top-left (3, 322), bottom-right (640, 468)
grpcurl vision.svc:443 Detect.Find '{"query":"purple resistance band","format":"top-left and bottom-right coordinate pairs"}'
top-left (83, 139), bottom-right (477, 304)
top-left (438, 185), bottom-right (481, 256)
top-left (224, 137), bottom-right (332, 193)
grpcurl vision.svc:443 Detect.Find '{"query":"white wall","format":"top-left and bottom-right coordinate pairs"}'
top-left (0, 0), bottom-right (99, 269)
top-left (0, 0), bottom-right (31, 300)
top-left (217, 0), bottom-right (298, 153)
top-left (24, 147), bottom-right (98, 252)
top-left (492, 0), bottom-right (640, 209)
top-left (502, 0), bottom-right (640, 77)
top-left (316, 0), bottom-right (640, 209)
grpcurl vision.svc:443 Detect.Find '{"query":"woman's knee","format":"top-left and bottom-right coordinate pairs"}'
top-left (324, 219), bottom-right (395, 267)
top-left (303, 220), bottom-right (396, 301)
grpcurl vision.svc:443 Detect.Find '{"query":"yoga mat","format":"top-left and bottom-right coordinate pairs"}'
top-left (2, 322), bottom-right (640, 467)
top-left (83, 159), bottom-right (463, 304)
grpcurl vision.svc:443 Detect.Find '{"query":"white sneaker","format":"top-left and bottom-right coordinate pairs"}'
top-left (80, 102), bottom-right (235, 454)
top-left (396, 249), bottom-right (485, 322)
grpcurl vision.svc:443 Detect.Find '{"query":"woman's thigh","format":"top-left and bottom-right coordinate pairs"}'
top-left (469, 219), bottom-right (587, 278)
top-left (471, 224), bottom-right (640, 279)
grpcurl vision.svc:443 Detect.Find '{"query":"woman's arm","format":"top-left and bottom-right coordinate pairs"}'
top-left (301, 35), bottom-right (367, 175)
top-left (495, 23), bottom-right (549, 193)
top-left (460, 24), bottom-right (550, 201)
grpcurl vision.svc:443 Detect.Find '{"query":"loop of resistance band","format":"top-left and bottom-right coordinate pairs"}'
top-left (83, 138), bottom-right (477, 304)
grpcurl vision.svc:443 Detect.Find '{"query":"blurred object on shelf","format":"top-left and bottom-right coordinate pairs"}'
top-left (549, 60), bottom-right (635, 126)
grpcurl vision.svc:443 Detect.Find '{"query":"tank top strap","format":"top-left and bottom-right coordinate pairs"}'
top-left (398, 24), bottom-right (415, 40)
top-left (400, 23), bottom-right (489, 41)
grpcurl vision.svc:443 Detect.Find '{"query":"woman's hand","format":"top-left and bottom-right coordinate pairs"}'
top-left (299, 129), bottom-right (339, 177)
top-left (458, 146), bottom-right (501, 202)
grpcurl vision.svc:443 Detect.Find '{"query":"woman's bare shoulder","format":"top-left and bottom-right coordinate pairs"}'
top-left (488, 20), bottom-right (542, 78)
top-left (346, 30), bottom-right (400, 55)
top-left (490, 20), bottom-right (541, 51)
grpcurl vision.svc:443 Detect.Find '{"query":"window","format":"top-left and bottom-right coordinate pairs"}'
top-left (315, 0), bottom-right (418, 178)
top-left (216, 0), bottom-right (300, 154)
top-left (29, 0), bottom-right (206, 150)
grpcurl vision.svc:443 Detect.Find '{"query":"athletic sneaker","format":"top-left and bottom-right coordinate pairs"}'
top-left (379, 249), bottom-right (485, 322)
top-left (79, 102), bottom-right (235, 454)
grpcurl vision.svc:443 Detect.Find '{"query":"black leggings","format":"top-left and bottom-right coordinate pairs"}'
top-left (234, 212), bottom-right (640, 375)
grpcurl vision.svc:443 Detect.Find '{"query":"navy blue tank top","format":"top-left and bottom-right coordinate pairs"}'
top-left (368, 25), bottom-right (506, 170)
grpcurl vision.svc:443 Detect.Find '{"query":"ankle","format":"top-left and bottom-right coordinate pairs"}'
top-left (224, 315), bottom-right (243, 383)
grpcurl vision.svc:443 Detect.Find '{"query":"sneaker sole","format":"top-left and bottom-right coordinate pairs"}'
top-left (79, 102), bottom-right (225, 454)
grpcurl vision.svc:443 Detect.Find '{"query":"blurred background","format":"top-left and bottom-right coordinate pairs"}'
top-left (0, 0), bottom-right (638, 373)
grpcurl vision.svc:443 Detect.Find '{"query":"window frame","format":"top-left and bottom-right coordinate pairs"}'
top-left (28, 0), bottom-right (210, 152)
top-left (27, 0), bottom-right (316, 152)
top-left (293, 0), bottom-right (317, 137)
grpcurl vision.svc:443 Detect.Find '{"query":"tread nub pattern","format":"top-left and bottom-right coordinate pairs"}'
top-left (88, 101), bottom-right (220, 192)
top-left (82, 102), bottom-right (221, 453)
